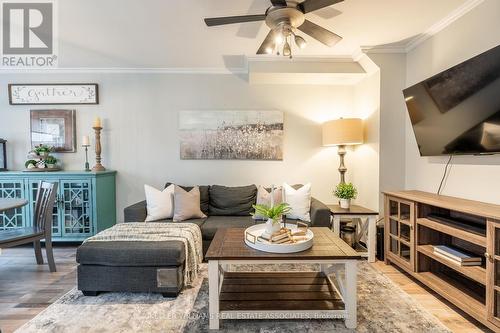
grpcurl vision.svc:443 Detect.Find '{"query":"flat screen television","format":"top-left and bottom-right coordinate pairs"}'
top-left (403, 44), bottom-right (500, 156)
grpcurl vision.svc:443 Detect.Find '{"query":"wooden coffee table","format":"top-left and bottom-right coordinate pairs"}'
top-left (205, 227), bottom-right (361, 330)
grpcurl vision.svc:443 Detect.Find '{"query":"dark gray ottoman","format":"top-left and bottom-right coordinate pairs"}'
top-left (76, 241), bottom-right (185, 297)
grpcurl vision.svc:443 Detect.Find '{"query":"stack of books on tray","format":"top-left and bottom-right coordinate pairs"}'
top-left (257, 227), bottom-right (309, 244)
top-left (433, 245), bottom-right (482, 266)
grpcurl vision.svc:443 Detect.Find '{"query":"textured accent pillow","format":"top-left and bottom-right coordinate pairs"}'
top-left (283, 183), bottom-right (312, 222)
top-left (144, 184), bottom-right (174, 222)
top-left (173, 185), bottom-right (207, 222)
top-left (165, 182), bottom-right (210, 215)
top-left (253, 185), bottom-right (283, 220)
top-left (209, 185), bottom-right (257, 216)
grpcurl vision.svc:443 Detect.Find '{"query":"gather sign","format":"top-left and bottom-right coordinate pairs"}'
top-left (8, 84), bottom-right (99, 105)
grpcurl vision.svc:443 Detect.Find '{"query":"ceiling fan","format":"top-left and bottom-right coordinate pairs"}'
top-left (204, 0), bottom-right (344, 58)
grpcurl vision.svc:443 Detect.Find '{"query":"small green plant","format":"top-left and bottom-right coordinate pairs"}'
top-left (252, 203), bottom-right (291, 223)
top-left (25, 159), bottom-right (37, 168)
top-left (45, 155), bottom-right (57, 164)
top-left (334, 183), bottom-right (358, 200)
top-left (33, 144), bottom-right (53, 155)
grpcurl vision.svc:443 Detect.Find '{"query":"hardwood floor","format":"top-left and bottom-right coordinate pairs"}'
top-left (0, 246), bottom-right (77, 333)
top-left (0, 246), bottom-right (491, 333)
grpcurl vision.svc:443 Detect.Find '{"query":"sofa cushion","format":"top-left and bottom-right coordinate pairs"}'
top-left (209, 184), bottom-right (257, 216)
top-left (76, 241), bottom-right (185, 267)
top-left (201, 216), bottom-right (257, 240)
top-left (165, 183), bottom-right (210, 215)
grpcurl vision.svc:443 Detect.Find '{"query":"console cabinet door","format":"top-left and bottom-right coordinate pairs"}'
top-left (487, 220), bottom-right (500, 328)
top-left (60, 180), bottom-right (93, 238)
top-left (0, 179), bottom-right (27, 230)
top-left (385, 196), bottom-right (415, 271)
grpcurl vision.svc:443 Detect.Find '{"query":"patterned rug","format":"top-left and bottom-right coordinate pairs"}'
top-left (16, 262), bottom-right (450, 333)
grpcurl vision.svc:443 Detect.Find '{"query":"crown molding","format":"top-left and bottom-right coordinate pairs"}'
top-left (361, 0), bottom-right (484, 54)
top-left (0, 67), bottom-right (247, 74)
top-left (405, 0), bottom-right (484, 52)
top-left (246, 54), bottom-right (357, 63)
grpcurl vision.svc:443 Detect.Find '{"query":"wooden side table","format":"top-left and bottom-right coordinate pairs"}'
top-left (327, 204), bottom-right (379, 263)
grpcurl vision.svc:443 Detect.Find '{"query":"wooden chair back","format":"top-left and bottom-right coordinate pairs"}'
top-left (33, 181), bottom-right (58, 237)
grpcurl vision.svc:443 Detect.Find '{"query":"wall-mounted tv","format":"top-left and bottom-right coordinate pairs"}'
top-left (403, 44), bottom-right (500, 156)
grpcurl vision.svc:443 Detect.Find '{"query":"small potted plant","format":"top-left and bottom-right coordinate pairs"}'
top-left (334, 183), bottom-right (357, 209)
top-left (25, 159), bottom-right (37, 169)
top-left (45, 155), bottom-right (58, 168)
top-left (33, 144), bottom-right (54, 157)
top-left (252, 203), bottom-right (291, 235)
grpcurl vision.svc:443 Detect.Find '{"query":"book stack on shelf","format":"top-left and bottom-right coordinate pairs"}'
top-left (433, 245), bottom-right (482, 266)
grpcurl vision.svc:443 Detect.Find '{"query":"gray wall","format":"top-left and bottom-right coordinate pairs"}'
top-left (0, 72), bottom-right (366, 220)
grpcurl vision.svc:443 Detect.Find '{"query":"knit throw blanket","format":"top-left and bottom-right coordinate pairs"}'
top-left (84, 222), bottom-right (203, 286)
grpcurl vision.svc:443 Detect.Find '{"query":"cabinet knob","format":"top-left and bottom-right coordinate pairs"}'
top-left (485, 252), bottom-right (494, 262)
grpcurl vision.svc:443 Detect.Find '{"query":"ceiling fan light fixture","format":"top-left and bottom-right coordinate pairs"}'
top-left (274, 33), bottom-right (284, 45)
top-left (294, 34), bottom-right (307, 49)
top-left (283, 40), bottom-right (291, 57)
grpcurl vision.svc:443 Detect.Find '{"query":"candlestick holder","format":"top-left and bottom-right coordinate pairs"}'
top-left (82, 144), bottom-right (91, 171)
top-left (92, 126), bottom-right (106, 171)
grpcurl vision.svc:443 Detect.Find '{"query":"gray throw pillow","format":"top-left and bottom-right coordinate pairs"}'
top-left (173, 185), bottom-right (207, 222)
top-left (209, 184), bottom-right (257, 216)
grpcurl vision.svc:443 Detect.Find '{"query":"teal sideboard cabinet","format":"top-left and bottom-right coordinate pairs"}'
top-left (0, 170), bottom-right (116, 242)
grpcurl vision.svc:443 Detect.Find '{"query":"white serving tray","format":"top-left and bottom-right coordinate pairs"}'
top-left (244, 223), bottom-right (314, 253)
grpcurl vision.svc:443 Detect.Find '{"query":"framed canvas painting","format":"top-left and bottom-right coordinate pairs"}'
top-left (179, 110), bottom-right (284, 160)
top-left (30, 109), bottom-right (76, 152)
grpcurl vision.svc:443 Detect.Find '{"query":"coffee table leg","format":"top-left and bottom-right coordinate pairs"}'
top-left (367, 216), bottom-right (377, 263)
top-left (208, 260), bottom-right (220, 330)
top-left (332, 215), bottom-right (341, 235)
top-left (344, 260), bottom-right (357, 329)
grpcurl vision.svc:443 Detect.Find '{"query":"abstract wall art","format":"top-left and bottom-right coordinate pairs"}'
top-left (179, 111), bottom-right (284, 160)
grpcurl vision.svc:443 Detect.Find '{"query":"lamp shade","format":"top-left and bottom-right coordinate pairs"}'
top-left (322, 118), bottom-right (363, 146)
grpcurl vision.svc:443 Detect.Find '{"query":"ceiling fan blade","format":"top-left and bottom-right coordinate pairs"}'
top-left (297, 19), bottom-right (342, 47)
top-left (257, 30), bottom-right (277, 54)
top-left (204, 14), bottom-right (266, 26)
top-left (297, 0), bottom-right (344, 13)
top-left (270, 0), bottom-right (288, 6)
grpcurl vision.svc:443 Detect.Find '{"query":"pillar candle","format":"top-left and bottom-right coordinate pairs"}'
top-left (93, 117), bottom-right (102, 128)
top-left (82, 135), bottom-right (90, 146)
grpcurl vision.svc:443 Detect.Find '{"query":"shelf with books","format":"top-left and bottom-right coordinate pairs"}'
top-left (417, 245), bottom-right (486, 285)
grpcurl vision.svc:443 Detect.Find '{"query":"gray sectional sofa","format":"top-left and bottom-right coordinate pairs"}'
top-left (76, 184), bottom-right (331, 297)
top-left (123, 184), bottom-right (332, 254)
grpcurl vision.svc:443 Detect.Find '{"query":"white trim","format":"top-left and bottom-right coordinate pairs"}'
top-left (405, 0), bottom-right (484, 52)
top-left (0, 67), bottom-right (248, 74)
top-left (361, 45), bottom-right (407, 54)
top-left (247, 54), bottom-right (357, 63)
top-left (361, 0), bottom-right (484, 54)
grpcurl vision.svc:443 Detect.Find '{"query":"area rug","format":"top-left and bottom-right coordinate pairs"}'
top-left (16, 262), bottom-right (450, 333)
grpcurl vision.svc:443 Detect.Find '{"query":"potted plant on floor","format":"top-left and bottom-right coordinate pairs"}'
top-left (252, 203), bottom-right (291, 235)
top-left (334, 183), bottom-right (357, 209)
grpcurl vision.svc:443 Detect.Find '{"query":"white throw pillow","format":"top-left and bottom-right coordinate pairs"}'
top-left (253, 185), bottom-right (283, 220)
top-left (144, 184), bottom-right (175, 222)
top-left (282, 183), bottom-right (311, 222)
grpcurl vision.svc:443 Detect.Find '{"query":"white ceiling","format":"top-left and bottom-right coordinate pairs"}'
top-left (58, 0), bottom-right (471, 68)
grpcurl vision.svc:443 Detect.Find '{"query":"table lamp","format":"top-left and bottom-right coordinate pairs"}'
top-left (322, 118), bottom-right (363, 184)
